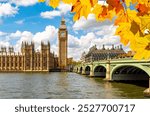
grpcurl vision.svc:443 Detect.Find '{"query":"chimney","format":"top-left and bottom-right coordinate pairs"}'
top-left (112, 44), bottom-right (114, 50)
top-left (120, 45), bottom-right (123, 50)
top-left (102, 44), bottom-right (105, 50)
top-left (117, 46), bottom-right (120, 50)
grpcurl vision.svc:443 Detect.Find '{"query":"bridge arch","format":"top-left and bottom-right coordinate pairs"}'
top-left (111, 64), bottom-right (150, 83)
top-left (85, 66), bottom-right (91, 75)
top-left (94, 65), bottom-right (106, 77)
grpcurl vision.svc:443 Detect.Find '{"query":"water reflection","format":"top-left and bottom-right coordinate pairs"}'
top-left (0, 72), bottom-right (147, 99)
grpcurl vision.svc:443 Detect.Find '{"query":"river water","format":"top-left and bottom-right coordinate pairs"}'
top-left (0, 72), bottom-right (147, 99)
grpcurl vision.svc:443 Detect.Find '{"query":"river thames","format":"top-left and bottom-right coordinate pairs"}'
top-left (0, 72), bottom-right (147, 99)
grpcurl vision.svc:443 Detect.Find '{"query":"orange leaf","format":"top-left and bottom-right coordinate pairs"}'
top-left (136, 4), bottom-right (150, 16)
top-left (107, 0), bottom-right (124, 14)
top-left (114, 11), bottom-right (128, 25)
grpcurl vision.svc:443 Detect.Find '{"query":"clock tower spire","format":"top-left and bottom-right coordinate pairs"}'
top-left (58, 17), bottom-right (68, 70)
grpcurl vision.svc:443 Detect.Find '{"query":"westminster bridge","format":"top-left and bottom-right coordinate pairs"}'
top-left (73, 58), bottom-right (150, 96)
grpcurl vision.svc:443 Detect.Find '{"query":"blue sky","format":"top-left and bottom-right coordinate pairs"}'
top-left (0, 1), bottom-right (72, 34)
top-left (0, 0), bottom-right (128, 60)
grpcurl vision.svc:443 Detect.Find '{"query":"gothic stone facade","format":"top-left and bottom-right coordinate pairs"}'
top-left (0, 42), bottom-right (55, 72)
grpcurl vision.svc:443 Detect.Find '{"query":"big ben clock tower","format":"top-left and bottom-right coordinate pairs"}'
top-left (58, 17), bottom-right (68, 70)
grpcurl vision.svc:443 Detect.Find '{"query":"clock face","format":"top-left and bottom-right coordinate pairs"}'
top-left (60, 32), bottom-right (66, 37)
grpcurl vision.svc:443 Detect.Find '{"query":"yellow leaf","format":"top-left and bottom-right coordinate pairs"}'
top-left (72, 0), bottom-right (97, 21)
top-left (73, 11), bottom-right (80, 21)
top-left (115, 9), bottom-right (139, 25)
top-left (49, 0), bottom-right (60, 8)
top-left (132, 35), bottom-right (150, 59)
top-left (115, 23), bottom-right (131, 46)
top-left (138, 0), bottom-right (150, 4)
top-left (131, 0), bottom-right (138, 4)
top-left (38, 0), bottom-right (45, 2)
top-left (125, 0), bottom-right (131, 7)
top-left (80, 6), bottom-right (91, 18)
top-left (63, 0), bottom-right (78, 5)
top-left (115, 23), bottom-right (131, 35)
top-left (89, 0), bottom-right (98, 7)
top-left (92, 4), bottom-right (103, 21)
top-left (139, 15), bottom-right (150, 33)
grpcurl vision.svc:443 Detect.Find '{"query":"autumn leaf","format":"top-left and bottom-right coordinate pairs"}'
top-left (63, 0), bottom-right (78, 5)
top-left (92, 4), bottom-right (116, 21)
top-left (72, 0), bottom-right (98, 21)
top-left (136, 3), bottom-right (150, 16)
top-left (138, 15), bottom-right (150, 34)
top-left (130, 20), bottom-right (141, 34)
top-left (115, 23), bottom-right (131, 45)
top-left (131, 0), bottom-right (138, 4)
top-left (115, 9), bottom-right (140, 25)
top-left (114, 10), bottom-right (128, 25)
top-left (125, 0), bottom-right (131, 7)
top-left (107, 0), bottom-right (120, 7)
top-left (138, 0), bottom-right (150, 5)
top-left (49, 0), bottom-right (60, 8)
top-left (107, 0), bottom-right (124, 14)
top-left (133, 35), bottom-right (150, 59)
top-left (38, 0), bottom-right (45, 2)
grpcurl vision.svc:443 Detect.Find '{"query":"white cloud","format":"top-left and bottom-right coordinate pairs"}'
top-left (14, 31), bottom-right (33, 52)
top-left (9, 30), bottom-right (22, 38)
top-left (32, 25), bottom-right (57, 46)
top-left (0, 31), bottom-right (7, 36)
top-left (15, 20), bottom-right (24, 25)
top-left (41, 10), bottom-right (61, 19)
top-left (95, 25), bottom-right (116, 36)
top-left (41, 2), bottom-right (71, 19)
top-left (68, 34), bottom-right (80, 48)
top-left (57, 2), bottom-right (71, 14)
top-left (0, 3), bottom-right (18, 17)
top-left (9, 0), bottom-right (38, 6)
top-left (73, 14), bottom-right (113, 31)
top-left (0, 41), bottom-right (10, 48)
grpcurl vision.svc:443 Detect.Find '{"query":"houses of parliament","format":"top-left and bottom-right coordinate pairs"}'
top-left (0, 18), bottom-right (69, 72)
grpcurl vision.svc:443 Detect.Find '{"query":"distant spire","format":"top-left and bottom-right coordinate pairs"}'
top-left (48, 41), bottom-right (50, 46)
top-left (61, 15), bottom-right (65, 25)
top-left (60, 15), bottom-right (66, 29)
top-left (62, 13), bottom-right (64, 19)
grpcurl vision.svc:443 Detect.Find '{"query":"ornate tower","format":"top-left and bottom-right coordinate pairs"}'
top-left (21, 42), bottom-right (34, 71)
top-left (40, 41), bottom-right (50, 71)
top-left (58, 17), bottom-right (68, 69)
